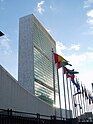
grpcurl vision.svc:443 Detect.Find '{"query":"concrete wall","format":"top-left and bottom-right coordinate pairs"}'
top-left (0, 65), bottom-right (54, 116)
top-left (56, 108), bottom-right (72, 118)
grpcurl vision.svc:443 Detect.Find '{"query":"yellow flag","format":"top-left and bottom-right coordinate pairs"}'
top-left (58, 55), bottom-right (67, 62)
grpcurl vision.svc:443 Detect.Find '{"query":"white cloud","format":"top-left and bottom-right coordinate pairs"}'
top-left (56, 41), bottom-right (80, 55)
top-left (86, 9), bottom-right (93, 34)
top-left (65, 51), bottom-right (93, 68)
top-left (87, 9), bottom-right (93, 17)
top-left (56, 41), bottom-right (93, 67)
top-left (36, 1), bottom-right (45, 15)
top-left (56, 41), bottom-right (93, 92)
top-left (79, 70), bottom-right (93, 90)
top-left (86, 51), bottom-right (93, 59)
top-left (86, 10), bottom-right (93, 26)
top-left (56, 41), bottom-right (66, 55)
top-left (66, 54), bottom-right (86, 67)
top-left (87, 18), bottom-right (93, 25)
top-left (84, 0), bottom-right (93, 8)
top-left (0, 36), bottom-right (12, 55)
top-left (55, 41), bottom-right (93, 85)
top-left (57, 44), bottom-right (93, 87)
top-left (82, 28), bottom-right (93, 35)
top-left (69, 44), bottom-right (80, 51)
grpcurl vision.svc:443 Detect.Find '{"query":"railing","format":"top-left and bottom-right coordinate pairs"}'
top-left (0, 108), bottom-right (78, 124)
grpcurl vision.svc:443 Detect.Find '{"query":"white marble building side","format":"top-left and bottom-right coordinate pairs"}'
top-left (18, 15), bottom-right (34, 94)
top-left (0, 65), bottom-right (54, 116)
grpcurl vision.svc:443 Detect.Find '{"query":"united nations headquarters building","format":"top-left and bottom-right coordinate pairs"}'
top-left (0, 14), bottom-right (72, 122)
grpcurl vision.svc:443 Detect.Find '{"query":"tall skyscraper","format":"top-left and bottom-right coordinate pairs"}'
top-left (18, 14), bottom-right (57, 105)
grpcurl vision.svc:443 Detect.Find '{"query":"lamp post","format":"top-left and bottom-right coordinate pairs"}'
top-left (0, 31), bottom-right (4, 37)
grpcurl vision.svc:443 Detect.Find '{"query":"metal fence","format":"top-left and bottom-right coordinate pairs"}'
top-left (0, 109), bottom-right (78, 124)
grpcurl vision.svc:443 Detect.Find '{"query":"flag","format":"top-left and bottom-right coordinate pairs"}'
top-left (58, 61), bottom-right (72, 69)
top-left (54, 53), bottom-right (68, 69)
top-left (67, 69), bottom-right (79, 75)
top-left (66, 68), bottom-right (78, 86)
top-left (58, 61), bottom-right (62, 69)
top-left (92, 83), bottom-right (93, 92)
top-left (89, 98), bottom-right (91, 104)
top-left (79, 104), bottom-right (82, 109)
top-left (64, 67), bottom-right (74, 74)
top-left (66, 68), bottom-right (80, 93)
top-left (54, 53), bottom-right (67, 63)
top-left (88, 94), bottom-right (93, 104)
top-left (54, 53), bottom-right (71, 69)
top-left (66, 73), bottom-right (75, 79)
top-left (71, 78), bottom-right (77, 86)
top-left (73, 78), bottom-right (81, 96)
top-left (64, 67), bottom-right (67, 74)
top-left (76, 78), bottom-right (81, 94)
top-left (64, 67), bottom-right (79, 75)
top-left (73, 91), bottom-right (81, 96)
top-left (81, 84), bottom-right (84, 97)
top-left (62, 60), bottom-right (72, 67)
top-left (92, 99), bottom-right (93, 104)
top-left (74, 103), bottom-right (77, 107)
top-left (84, 88), bottom-right (88, 99)
top-left (0, 31), bottom-right (4, 36)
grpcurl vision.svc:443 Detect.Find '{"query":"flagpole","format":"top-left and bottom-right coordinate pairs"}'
top-left (80, 82), bottom-right (83, 114)
top-left (62, 67), bottom-right (67, 119)
top-left (57, 63), bottom-right (62, 119)
top-left (81, 84), bottom-right (86, 114)
top-left (80, 91), bottom-right (83, 115)
top-left (66, 75), bottom-right (71, 118)
top-left (73, 85), bottom-right (77, 118)
top-left (76, 78), bottom-right (81, 117)
top-left (52, 48), bottom-right (56, 116)
top-left (81, 83), bottom-right (84, 114)
top-left (84, 87), bottom-right (87, 113)
top-left (78, 93), bottom-right (81, 116)
top-left (74, 85), bottom-right (78, 117)
top-left (70, 79), bottom-right (75, 118)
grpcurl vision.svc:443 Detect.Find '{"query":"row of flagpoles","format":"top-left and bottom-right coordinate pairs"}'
top-left (52, 49), bottom-right (93, 119)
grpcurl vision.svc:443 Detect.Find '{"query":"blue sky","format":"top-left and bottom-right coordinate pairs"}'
top-left (0, 0), bottom-right (93, 91)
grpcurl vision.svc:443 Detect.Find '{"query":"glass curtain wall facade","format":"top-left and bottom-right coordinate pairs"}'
top-left (18, 14), bottom-right (58, 106)
top-left (32, 15), bottom-right (57, 105)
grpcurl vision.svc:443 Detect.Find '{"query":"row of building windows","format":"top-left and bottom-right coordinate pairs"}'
top-left (32, 21), bottom-right (55, 58)
top-left (32, 20), bottom-right (57, 105)
top-left (34, 81), bottom-right (54, 105)
top-left (34, 47), bottom-right (53, 86)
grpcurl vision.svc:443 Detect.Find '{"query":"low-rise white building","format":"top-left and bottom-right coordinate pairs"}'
top-left (0, 65), bottom-right (72, 118)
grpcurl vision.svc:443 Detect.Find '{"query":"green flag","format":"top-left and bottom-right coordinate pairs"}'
top-left (62, 61), bottom-right (72, 67)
